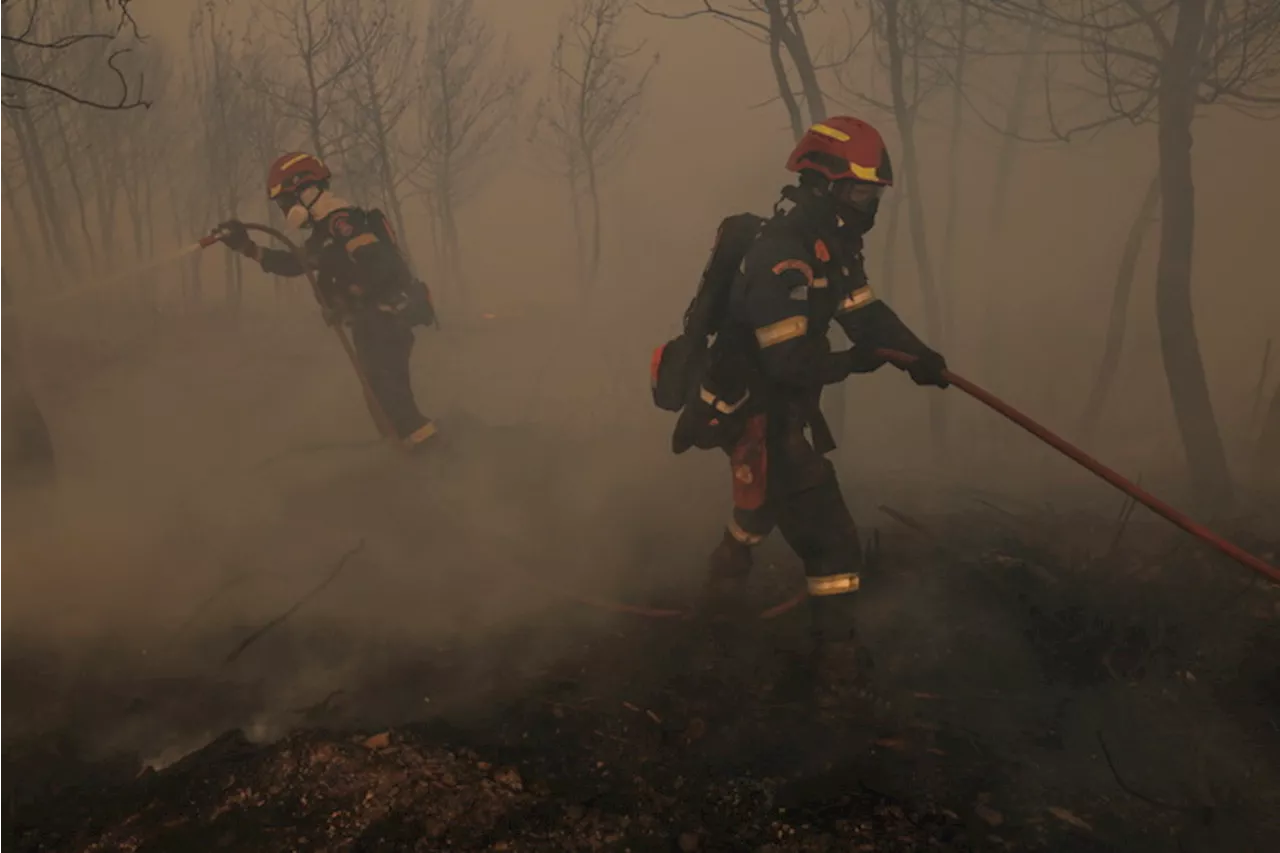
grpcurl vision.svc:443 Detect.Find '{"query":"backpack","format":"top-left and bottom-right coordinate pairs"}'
top-left (650, 213), bottom-right (766, 452)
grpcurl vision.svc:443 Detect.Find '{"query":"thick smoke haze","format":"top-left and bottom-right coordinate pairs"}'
top-left (2, 0), bottom-right (1277, 745)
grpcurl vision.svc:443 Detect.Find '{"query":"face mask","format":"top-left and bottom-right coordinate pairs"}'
top-left (278, 186), bottom-right (323, 230)
top-left (833, 180), bottom-right (885, 233)
top-left (285, 203), bottom-right (310, 229)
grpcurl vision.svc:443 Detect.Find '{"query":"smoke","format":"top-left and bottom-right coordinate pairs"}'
top-left (3, 0), bottom-right (1278, 776)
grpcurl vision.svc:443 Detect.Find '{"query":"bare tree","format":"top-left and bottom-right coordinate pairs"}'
top-left (532, 0), bottom-right (657, 290)
top-left (938, 0), bottom-right (989, 346)
top-left (988, 0), bottom-right (1280, 507)
top-left (987, 11), bottom-right (1045, 233)
top-left (1076, 171), bottom-right (1160, 442)
top-left (2, 0), bottom-right (149, 110)
top-left (640, 1), bottom-right (839, 138)
top-left (191, 2), bottom-right (261, 310)
top-left (860, 0), bottom-right (951, 454)
top-left (247, 0), bottom-right (360, 160)
top-left (412, 0), bottom-right (526, 296)
top-left (335, 0), bottom-right (417, 254)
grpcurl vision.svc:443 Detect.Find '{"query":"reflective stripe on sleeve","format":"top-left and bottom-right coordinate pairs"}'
top-left (754, 315), bottom-right (808, 348)
top-left (836, 285), bottom-right (877, 314)
top-left (806, 573), bottom-right (861, 596)
top-left (345, 233), bottom-right (378, 254)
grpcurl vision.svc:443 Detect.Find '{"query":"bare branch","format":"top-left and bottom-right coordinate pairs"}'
top-left (2, 0), bottom-right (150, 109)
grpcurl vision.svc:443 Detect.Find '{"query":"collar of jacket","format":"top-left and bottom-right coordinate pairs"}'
top-left (773, 186), bottom-right (865, 264)
top-left (308, 193), bottom-right (353, 225)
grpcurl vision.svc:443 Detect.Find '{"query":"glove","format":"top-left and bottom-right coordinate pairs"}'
top-left (846, 346), bottom-right (888, 374)
top-left (906, 348), bottom-right (950, 388)
top-left (216, 220), bottom-right (256, 256)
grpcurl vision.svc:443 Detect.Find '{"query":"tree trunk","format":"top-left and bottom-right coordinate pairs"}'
top-left (363, 65), bottom-right (413, 268)
top-left (980, 17), bottom-right (1044, 387)
top-left (940, 0), bottom-right (970, 346)
top-left (122, 171), bottom-right (147, 303)
top-left (1077, 171), bottom-right (1160, 441)
top-left (2, 168), bottom-right (37, 284)
top-left (1155, 0), bottom-right (1231, 507)
top-left (884, 0), bottom-right (946, 455)
top-left (5, 133), bottom-right (59, 274)
top-left (440, 163), bottom-right (464, 296)
top-left (877, 173), bottom-right (903, 302)
top-left (1258, 386), bottom-right (1280, 490)
top-left (767, 20), bottom-right (804, 140)
top-left (1, 36), bottom-right (73, 274)
top-left (584, 155), bottom-right (603, 288)
top-left (442, 200), bottom-right (463, 301)
top-left (989, 17), bottom-right (1044, 233)
top-left (773, 0), bottom-right (825, 123)
top-left (302, 6), bottom-right (328, 160)
top-left (16, 108), bottom-right (72, 270)
top-left (51, 103), bottom-right (98, 265)
top-left (88, 144), bottom-right (120, 267)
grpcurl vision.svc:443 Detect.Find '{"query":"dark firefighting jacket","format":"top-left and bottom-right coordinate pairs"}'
top-left (257, 207), bottom-right (417, 315)
top-left (726, 200), bottom-right (937, 453)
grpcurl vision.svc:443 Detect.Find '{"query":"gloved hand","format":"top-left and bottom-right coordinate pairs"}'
top-left (216, 220), bottom-right (256, 257)
top-left (846, 346), bottom-right (888, 374)
top-left (906, 348), bottom-right (950, 388)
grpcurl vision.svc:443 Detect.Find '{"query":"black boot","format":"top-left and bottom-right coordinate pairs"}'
top-left (698, 529), bottom-right (754, 618)
top-left (807, 593), bottom-right (876, 710)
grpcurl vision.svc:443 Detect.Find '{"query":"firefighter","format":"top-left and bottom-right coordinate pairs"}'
top-left (215, 152), bottom-right (437, 450)
top-left (703, 116), bottom-right (949, 699)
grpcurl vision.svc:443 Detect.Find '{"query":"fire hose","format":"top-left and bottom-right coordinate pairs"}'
top-left (606, 350), bottom-right (1276, 623)
top-left (875, 348), bottom-right (1279, 585)
top-left (200, 223), bottom-right (401, 445)
top-left (194, 228), bottom-right (1278, 604)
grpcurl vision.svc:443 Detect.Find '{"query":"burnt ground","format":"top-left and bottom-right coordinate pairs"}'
top-left (4, 311), bottom-right (1280, 852)
top-left (5, 492), bottom-right (1279, 853)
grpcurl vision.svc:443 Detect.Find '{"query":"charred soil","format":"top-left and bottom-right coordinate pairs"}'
top-left (5, 503), bottom-right (1279, 853)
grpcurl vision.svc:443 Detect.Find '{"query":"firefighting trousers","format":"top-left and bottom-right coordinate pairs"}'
top-left (348, 307), bottom-right (430, 441)
top-left (725, 412), bottom-right (863, 638)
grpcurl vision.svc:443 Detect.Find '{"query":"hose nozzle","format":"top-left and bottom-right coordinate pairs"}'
top-left (199, 227), bottom-right (227, 249)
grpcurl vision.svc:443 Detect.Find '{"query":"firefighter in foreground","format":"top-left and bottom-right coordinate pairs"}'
top-left (216, 153), bottom-right (437, 450)
top-left (656, 116), bottom-right (949, 700)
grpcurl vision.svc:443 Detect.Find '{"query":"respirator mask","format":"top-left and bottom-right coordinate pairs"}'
top-left (832, 179), bottom-right (885, 233)
top-left (276, 185), bottom-right (323, 230)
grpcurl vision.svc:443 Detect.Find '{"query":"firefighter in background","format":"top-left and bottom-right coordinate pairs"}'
top-left (215, 152), bottom-right (437, 450)
top-left (698, 117), bottom-right (949, 696)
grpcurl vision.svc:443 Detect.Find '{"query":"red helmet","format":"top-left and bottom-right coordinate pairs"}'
top-left (785, 117), bottom-right (893, 186)
top-left (266, 152), bottom-right (331, 200)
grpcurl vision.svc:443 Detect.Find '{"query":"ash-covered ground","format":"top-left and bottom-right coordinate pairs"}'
top-left (4, 307), bottom-right (1278, 852)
